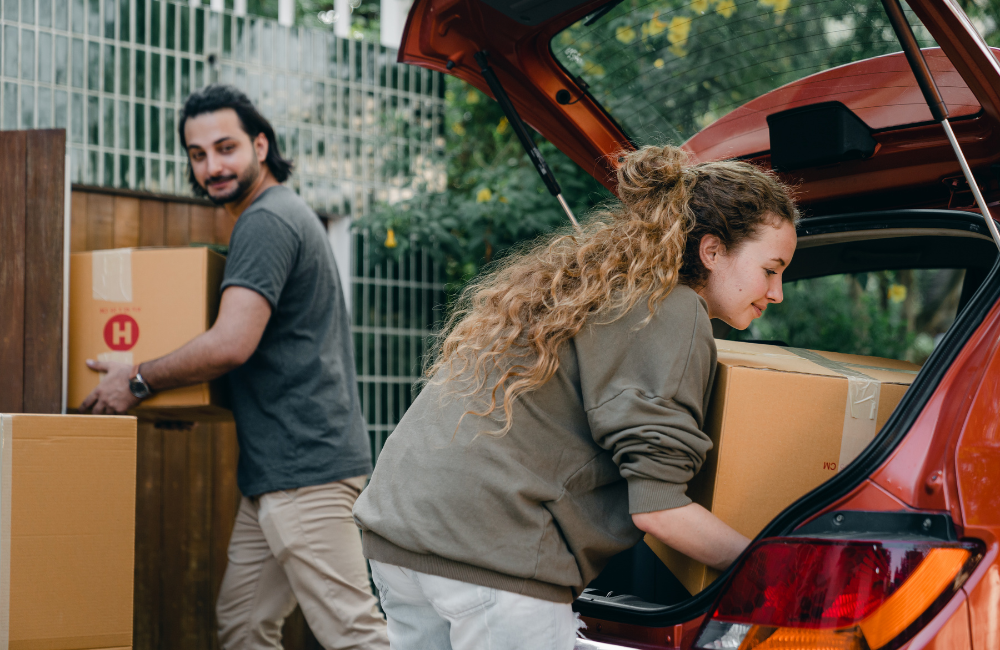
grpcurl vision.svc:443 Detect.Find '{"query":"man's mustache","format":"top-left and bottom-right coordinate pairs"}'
top-left (205, 174), bottom-right (238, 187)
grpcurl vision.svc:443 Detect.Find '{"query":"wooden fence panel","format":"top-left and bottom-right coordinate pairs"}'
top-left (113, 197), bottom-right (142, 248)
top-left (0, 131), bottom-right (28, 413)
top-left (86, 193), bottom-right (115, 250)
top-left (191, 205), bottom-right (216, 245)
top-left (23, 130), bottom-right (67, 414)
top-left (139, 199), bottom-right (167, 247)
top-left (166, 203), bottom-right (192, 246)
top-left (134, 422), bottom-right (164, 650)
top-left (70, 191), bottom-right (88, 253)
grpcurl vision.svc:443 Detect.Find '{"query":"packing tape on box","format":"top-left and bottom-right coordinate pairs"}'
top-left (92, 249), bottom-right (133, 303)
top-left (0, 416), bottom-right (12, 649)
top-left (786, 348), bottom-right (882, 470)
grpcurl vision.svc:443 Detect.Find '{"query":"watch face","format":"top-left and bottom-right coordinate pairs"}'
top-left (129, 377), bottom-right (151, 399)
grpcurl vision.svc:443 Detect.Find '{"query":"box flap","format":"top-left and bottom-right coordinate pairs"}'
top-left (715, 340), bottom-right (920, 385)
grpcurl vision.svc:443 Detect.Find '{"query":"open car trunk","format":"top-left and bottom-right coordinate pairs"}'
top-left (398, 0), bottom-right (1000, 637)
top-left (575, 208), bottom-right (999, 625)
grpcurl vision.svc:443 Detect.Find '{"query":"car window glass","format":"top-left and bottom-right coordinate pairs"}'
top-left (728, 268), bottom-right (965, 363)
top-left (553, 0), bottom-right (949, 145)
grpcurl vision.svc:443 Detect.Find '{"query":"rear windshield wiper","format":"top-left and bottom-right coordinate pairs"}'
top-left (474, 50), bottom-right (582, 231)
top-left (881, 0), bottom-right (1000, 249)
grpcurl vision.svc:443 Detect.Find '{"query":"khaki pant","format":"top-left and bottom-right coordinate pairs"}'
top-left (216, 476), bottom-right (390, 650)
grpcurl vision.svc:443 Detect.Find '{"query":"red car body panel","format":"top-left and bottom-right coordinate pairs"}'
top-left (399, 0), bottom-right (1000, 647)
top-left (684, 49), bottom-right (982, 162)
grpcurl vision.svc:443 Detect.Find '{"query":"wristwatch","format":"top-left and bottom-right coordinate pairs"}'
top-left (129, 370), bottom-right (154, 400)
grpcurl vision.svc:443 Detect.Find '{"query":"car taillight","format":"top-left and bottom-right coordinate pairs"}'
top-left (695, 538), bottom-right (983, 650)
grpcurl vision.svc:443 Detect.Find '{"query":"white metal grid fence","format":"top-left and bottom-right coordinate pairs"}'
top-left (1, 1), bottom-right (448, 454)
top-left (352, 230), bottom-right (447, 459)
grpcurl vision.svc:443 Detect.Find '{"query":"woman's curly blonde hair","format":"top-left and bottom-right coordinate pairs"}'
top-left (426, 145), bottom-right (799, 436)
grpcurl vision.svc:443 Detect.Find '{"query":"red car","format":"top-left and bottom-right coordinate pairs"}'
top-left (398, 0), bottom-right (1000, 648)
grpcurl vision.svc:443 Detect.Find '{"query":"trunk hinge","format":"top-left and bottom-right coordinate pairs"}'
top-left (474, 51), bottom-right (581, 231)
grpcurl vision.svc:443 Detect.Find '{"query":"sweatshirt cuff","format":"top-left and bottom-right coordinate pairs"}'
top-left (627, 477), bottom-right (692, 514)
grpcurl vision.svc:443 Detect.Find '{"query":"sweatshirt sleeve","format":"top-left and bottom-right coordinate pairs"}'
top-left (576, 286), bottom-right (717, 514)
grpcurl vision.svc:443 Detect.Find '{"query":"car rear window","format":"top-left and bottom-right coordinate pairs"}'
top-left (729, 269), bottom-right (965, 363)
top-left (552, 0), bottom-right (949, 146)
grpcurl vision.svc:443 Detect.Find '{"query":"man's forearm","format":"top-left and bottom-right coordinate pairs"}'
top-left (138, 330), bottom-right (242, 392)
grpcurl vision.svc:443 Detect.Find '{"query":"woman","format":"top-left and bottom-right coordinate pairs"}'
top-left (352, 145), bottom-right (799, 649)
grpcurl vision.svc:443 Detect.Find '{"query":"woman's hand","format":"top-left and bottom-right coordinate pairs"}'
top-left (632, 503), bottom-right (751, 570)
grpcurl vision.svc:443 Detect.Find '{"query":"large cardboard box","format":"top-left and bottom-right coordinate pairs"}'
top-left (647, 340), bottom-right (920, 595)
top-left (0, 414), bottom-right (136, 650)
top-left (68, 247), bottom-right (230, 421)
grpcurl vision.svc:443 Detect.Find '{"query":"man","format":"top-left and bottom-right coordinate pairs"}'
top-left (81, 84), bottom-right (390, 650)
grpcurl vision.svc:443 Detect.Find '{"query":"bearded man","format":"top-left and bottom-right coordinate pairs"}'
top-left (80, 84), bottom-right (390, 650)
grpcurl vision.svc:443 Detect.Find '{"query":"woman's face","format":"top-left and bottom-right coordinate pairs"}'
top-left (696, 219), bottom-right (798, 330)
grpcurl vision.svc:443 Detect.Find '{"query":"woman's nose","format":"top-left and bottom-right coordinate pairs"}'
top-left (767, 278), bottom-right (783, 304)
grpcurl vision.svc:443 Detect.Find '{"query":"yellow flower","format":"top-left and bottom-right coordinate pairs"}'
top-left (497, 117), bottom-right (509, 134)
top-left (647, 11), bottom-right (669, 36)
top-left (772, 0), bottom-right (790, 13)
top-left (668, 16), bottom-right (692, 46)
top-left (888, 284), bottom-right (907, 303)
top-left (499, 196), bottom-right (509, 203)
top-left (384, 228), bottom-right (397, 249)
top-left (669, 43), bottom-right (688, 57)
top-left (615, 25), bottom-right (637, 44)
top-left (584, 63), bottom-right (606, 76)
top-left (476, 188), bottom-right (493, 203)
top-left (691, 0), bottom-right (709, 13)
top-left (452, 122), bottom-right (466, 136)
top-left (716, 0), bottom-right (736, 17)
top-left (466, 90), bottom-right (480, 104)
top-left (654, 58), bottom-right (665, 68)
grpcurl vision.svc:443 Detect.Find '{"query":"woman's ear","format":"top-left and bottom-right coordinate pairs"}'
top-left (699, 234), bottom-right (724, 271)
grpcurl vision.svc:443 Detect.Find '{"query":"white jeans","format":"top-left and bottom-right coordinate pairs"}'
top-left (368, 560), bottom-right (580, 650)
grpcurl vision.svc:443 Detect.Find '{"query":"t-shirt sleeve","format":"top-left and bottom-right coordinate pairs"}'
top-left (576, 288), bottom-right (717, 514)
top-left (221, 209), bottom-right (300, 309)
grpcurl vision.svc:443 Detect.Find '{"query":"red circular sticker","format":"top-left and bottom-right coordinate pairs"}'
top-left (103, 314), bottom-right (140, 351)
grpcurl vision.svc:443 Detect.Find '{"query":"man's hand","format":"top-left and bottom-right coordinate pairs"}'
top-left (80, 360), bottom-right (142, 415)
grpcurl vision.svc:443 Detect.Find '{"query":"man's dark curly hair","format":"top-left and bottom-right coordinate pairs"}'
top-left (179, 85), bottom-right (293, 195)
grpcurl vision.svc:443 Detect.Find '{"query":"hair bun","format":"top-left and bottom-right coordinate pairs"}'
top-left (615, 145), bottom-right (690, 209)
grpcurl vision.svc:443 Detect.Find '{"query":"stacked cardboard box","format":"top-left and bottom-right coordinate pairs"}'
top-left (0, 414), bottom-right (136, 649)
top-left (68, 247), bottom-right (229, 421)
top-left (647, 340), bottom-right (921, 595)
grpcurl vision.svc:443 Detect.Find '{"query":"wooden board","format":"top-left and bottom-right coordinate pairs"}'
top-left (0, 131), bottom-right (28, 413)
top-left (23, 130), bottom-right (67, 414)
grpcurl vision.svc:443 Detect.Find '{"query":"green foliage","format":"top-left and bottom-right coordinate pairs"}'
top-left (732, 270), bottom-right (964, 362)
top-left (554, 0), bottom-right (935, 145)
top-left (250, 0), bottom-right (379, 33)
top-left (357, 77), bottom-right (613, 291)
top-left (956, 0), bottom-right (1000, 46)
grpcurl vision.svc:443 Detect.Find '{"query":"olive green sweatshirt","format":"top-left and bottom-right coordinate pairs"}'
top-left (352, 285), bottom-right (717, 603)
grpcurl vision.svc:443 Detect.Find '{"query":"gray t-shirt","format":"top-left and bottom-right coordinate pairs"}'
top-left (221, 185), bottom-right (371, 497)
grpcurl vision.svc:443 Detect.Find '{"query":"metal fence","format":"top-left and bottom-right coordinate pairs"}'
top-left (352, 230), bottom-right (447, 459)
top-left (1, 0), bottom-right (449, 452)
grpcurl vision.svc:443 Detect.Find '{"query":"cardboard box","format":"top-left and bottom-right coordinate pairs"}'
top-left (0, 414), bottom-right (136, 650)
top-left (647, 340), bottom-right (920, 595)
top-left (68, 247), bottom-right (230, 421)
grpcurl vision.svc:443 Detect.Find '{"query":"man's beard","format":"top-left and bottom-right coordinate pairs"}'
top-left (203, 157), bottom-right (260, 205)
